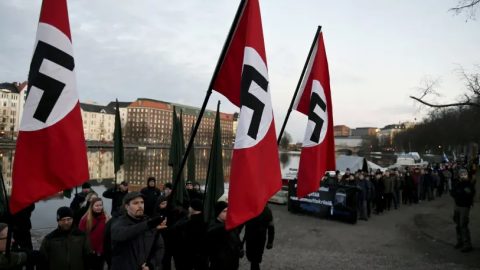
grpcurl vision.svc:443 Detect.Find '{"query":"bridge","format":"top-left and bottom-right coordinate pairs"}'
top-left (286, 144), bottom-right (360, 156)
top-left (335, 145), bottom-right (360, 157)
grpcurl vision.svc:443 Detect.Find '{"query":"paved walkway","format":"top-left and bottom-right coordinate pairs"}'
top-left (30, 195), bottom-right (480, 270)
top-left (414, 197), bottom-right (480, 247)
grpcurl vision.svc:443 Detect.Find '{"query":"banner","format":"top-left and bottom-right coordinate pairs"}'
top-left (288, 180), bottom-right (358, 224)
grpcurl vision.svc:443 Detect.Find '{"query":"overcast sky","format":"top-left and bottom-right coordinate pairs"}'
top-left (1, 0), bottom-right (479, 142)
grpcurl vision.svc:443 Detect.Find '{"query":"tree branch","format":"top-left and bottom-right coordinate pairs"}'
top-left (449, 0), bottom-right (480, 20)
top-left (409, 96), bottom-right (480, 108)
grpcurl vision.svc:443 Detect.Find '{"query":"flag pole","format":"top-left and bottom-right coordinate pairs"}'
top-left (277, 25), bottom-right (322, 146)
top-left (167, 0), bottom-right (248, 204)
top-left (147, 1), bottom-right (248, 265)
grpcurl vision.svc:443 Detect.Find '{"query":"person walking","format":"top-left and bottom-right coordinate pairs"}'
top-left (244, 206), bottom-right (275, 270)
top-left (450, 169), bottom-right (475, 253)
top-left (79, 198), bottom-right (110, 270)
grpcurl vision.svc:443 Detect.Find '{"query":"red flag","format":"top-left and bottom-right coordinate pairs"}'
top-left (292, 28), bottom-right (336, 198)
top-left (213, 0), bottom-right (281, 230)
top-left (10, 0), bottom-right (88, 214)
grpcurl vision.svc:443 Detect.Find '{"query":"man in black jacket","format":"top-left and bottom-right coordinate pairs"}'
top-left (70, 182), bottom-right (93, 214)
top-left (450, 169), bottom-right (474, 253)
top-left (206, 202), bottom-right (242, 270)
top-left (103, 181), bottom-right (129, 217)
top-left (141, 177), bottom-right (161, 218)
top-left (244, 206), bottom-right (274, 270)
top-left (110, 192), bottom-right (166, 270)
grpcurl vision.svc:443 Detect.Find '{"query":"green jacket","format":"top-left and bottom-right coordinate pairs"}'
top-left (382, 176), bottom-right (393, 194)
top-left (0, 251), bottom-right (27, 269)
top-left (40, 227), bottom-right (93, 270)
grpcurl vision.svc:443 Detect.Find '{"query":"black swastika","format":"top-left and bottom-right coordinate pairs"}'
top-left (28, 40), bottom-right (74, 123)
top-left (308, 92), bottom-right (327, 143)
top-left (240, 65), bottom-right (269, 140)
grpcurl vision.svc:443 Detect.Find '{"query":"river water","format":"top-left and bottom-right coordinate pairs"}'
top-left (0, 148), bottom-right (392, 229)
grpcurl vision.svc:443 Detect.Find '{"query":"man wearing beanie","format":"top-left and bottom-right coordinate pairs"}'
top-left (206, 201), bottom-right (242, 270)
top-left (173, 198), bottom-right (208, 270)
top-left (103, 181), bottom-right (129, 217)
top-left (450, 169), bottom-right (475, 253)
top-left (69, 182), bottom-right (93, 214)
top-left (162, 183), bottom-right (173, 197)
top-left (110, 191), bottom-right (166, 270)
top-left (141, 177), bottom-right (161, 218)
top-left (40, 207), bottom-right (93, 270)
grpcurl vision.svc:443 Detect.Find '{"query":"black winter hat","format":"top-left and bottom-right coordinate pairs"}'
top-left (56, 206), bottom-right (73, 221)
top-left (157, 195), bottom-right (168, 204)
top-left (123, 191), bottom-right (145, 205)
top-left (82, 182), bottom-right (91, 189)
top-left (346, 168), bottom-right (350, 171)
top-left (214, 201), bottom-right (228, 217)
top-left (120, 181), bottom-right (128, 187)
top-left (147, 177), bottom-right (156, 184)
top-left (164, 183), bottom-right (173, 190)
top-left (376, 171), bottom-right (382, 175)
top-left (186, 181), bottom-right (193, 186)
top-left (190, 199), bottom-right (203, 211)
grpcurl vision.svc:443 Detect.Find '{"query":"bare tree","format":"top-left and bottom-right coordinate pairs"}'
top-left (410, 64), bottom-right (480, 109)
top-left (449, 0), bottom-right (480, 21)
top-left (280, 131), bottom-right (293, 149)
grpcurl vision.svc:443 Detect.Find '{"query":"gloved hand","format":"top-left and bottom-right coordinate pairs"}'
top-left (464, 188), bottom-right (472, 194)
top-left (146, 216), bottom-right (165, 229)
top-left (266, 243), bottom-right (273, 250)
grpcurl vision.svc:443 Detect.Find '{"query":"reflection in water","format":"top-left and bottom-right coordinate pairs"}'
top-left (0, 148), bottom-right (233, 196)
top-left (279, 152), bottom-right (291, 169)
top-left (0, 148), bottom-right (304, 228)
top-left (0, 148), bottom-right (233, 229)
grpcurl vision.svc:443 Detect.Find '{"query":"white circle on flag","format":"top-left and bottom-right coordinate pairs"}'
top-left (20, 23), bottom-right (79, 131)
top-left (302, 79), bottom-right (328, 147)
top-left (234, 47), bottom-right (273, 150)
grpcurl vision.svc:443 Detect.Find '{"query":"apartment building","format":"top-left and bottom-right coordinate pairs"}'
top-left (80, 103), bottom-right (116, 141)
top-left (125, 98), bottom-right (235, 146)
top-left (0, 81), bottom-right (27, 138)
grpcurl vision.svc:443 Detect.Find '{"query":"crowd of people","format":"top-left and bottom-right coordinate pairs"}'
top-left (0, 177), bottom-right (275, 270)
top-left (0, 161), bottom-right (476, 269)
top-left (322, 161), bottom-right (476, 253)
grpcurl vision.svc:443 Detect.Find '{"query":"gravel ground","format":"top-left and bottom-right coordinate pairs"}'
top-left (31, 196), bottom-right (480, 270)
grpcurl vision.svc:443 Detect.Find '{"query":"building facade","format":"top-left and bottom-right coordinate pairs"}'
top-left (232, 112), bottom-right (239, 138)
top-left (125, 99), bottom-right (173, 144)
top-left (350, 127), bottom-right (378, 137)
top-left (125, 98), bottom-right (234, 146)
top-left (0, 82), bottom-right (27, 138)
top-left (81, 103), bottom-right (116, 141)
top-left (106, 101), bottom-right (132, 136)
top-left (378, 124), bottom-right (406, 146)
top-left (334, 125), bottom-right (350, 137)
